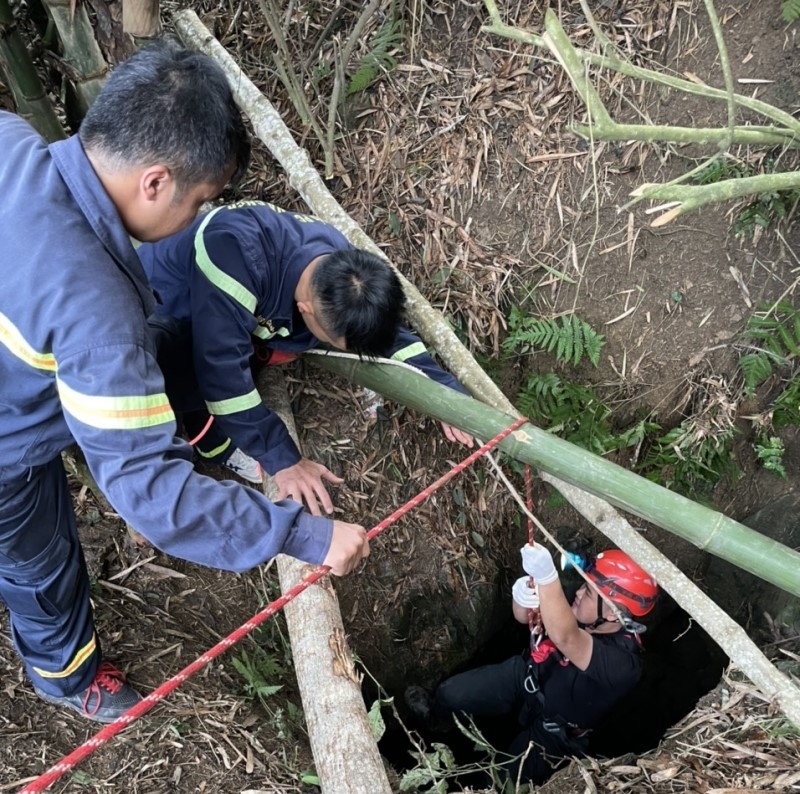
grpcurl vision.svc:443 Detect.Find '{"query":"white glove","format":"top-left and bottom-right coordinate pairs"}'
top-left (520, 544), bottom-right (558, 585)
top-left (512, 576), bottom-right (540, 609)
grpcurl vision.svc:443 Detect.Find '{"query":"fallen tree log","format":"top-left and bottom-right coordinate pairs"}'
top-left (255, 367), bottom-right (392, 794)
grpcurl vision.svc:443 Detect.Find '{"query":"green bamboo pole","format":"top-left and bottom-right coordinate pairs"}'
top-left (40, 0), bottom-right (106, 124)
top-left (0, 0), bottom-right (64, 140)
top-left (309, 353), bottom-right (800, 599)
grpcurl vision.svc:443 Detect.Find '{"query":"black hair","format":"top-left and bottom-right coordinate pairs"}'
top-left (79, 38), bottom-right (250, 189)
top-left (311, 249), bottom-right (405, 357)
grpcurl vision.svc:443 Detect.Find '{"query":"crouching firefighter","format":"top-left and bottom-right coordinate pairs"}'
top-left (405, 544), bottom-right (659, 788)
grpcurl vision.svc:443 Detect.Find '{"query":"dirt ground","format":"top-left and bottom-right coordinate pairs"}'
top-left (1, 0), bottom-right (800, 792)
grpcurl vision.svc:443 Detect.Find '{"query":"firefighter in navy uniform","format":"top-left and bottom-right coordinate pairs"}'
top-left (406, 546), bottom-right (659, 788)
top-left (137, 201), bottom-right (473, 516)
top-left (0, 41), bottom-right (368, 725)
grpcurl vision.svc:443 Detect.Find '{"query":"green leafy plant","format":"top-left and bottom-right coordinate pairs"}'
top-left (771, 377), bottom-right (800, 427)
top-left (516, 373), bottom-right (653, 456)
top-left (738, 301), bottom-right (800, 394)
top-left (231, 646), bottom-right (285, 703)
top-left (638, 420), bottom-right (738, 494)
top-left (755, 434), bottom-right (786, 478)
top-left (347, 16), bottom-right (404, 95)
top-left (503, 307), bottom-right (605, 367)
top-left (782, 0), bottom-right (800, 22)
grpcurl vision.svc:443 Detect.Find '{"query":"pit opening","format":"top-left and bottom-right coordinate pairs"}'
top-left (377, 583), bottom-right (727, 788)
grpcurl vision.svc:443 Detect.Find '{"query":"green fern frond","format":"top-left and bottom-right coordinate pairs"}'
top-left (739, 352), bottom-right (773, 394)
top-left (772, 378), bottom-right (800, 427)
top-left (782, 0), bottom-right (800, 22)
top-left (503, 312), bottom-right (605, 367)
top-left (739, 301), bottom-right (800, 390)
top-left (346, 17), bottom-right (404, 96)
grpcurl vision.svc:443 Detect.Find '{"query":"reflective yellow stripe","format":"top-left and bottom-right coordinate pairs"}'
top-left (196, 438), bottom-right (231, 459)
top-left (194, 208), bottom-right (258, 313)
top-left (206, 389), bottom-right (262, 416)
top-left (33, 635), bottom-right (96, 678)
top-left (392, 342), bottom-right (426, 362)
top-left (58, 380), bottom-right (175, 430)
top-left (253, 325), bottom-right (291, 340)
top-left (0, 312), bottom-right (57, 372)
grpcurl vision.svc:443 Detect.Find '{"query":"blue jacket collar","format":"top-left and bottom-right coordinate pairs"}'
top-left (49, 134), bottom-right (157, 316)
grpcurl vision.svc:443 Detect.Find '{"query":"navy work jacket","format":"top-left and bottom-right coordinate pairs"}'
top-left (0, 113), bottom-right (333, 570)
top-left (138, 202), bottom-right (466, 475)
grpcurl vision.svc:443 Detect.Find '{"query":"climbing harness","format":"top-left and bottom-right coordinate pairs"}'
top-left (17, 416), bottom-right (528, 794)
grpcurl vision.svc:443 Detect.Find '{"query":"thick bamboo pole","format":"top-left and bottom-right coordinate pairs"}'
top-left (122, 0), bottom-right (161, 39)
top-left (172, 7), bottom-right (799, 594)
top-left (308, 354), bottom-right (800, 729)
top-left (311, 353), bottom-right (800, 600)
top-left (40, 0), bottom-right (106, 122)
top-left (0, 0), bottom-right (64, 140)
top-left (255, 368), bottom-right (392, 794)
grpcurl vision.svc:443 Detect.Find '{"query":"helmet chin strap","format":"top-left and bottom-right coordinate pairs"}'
top-left (578, 593), bottom-right (611, 631)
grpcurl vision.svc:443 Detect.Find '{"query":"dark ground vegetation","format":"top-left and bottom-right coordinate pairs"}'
top-left (1, 0), bottom-right (800, 791)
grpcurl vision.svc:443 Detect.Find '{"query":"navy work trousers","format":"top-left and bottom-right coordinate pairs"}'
top-left (433, 653), bottom-right (587, 787)
top-left (0, 457), bottom-right (98, 696)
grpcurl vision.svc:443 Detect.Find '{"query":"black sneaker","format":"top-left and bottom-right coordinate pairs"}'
top-left (404, 685), bottom-right (433, 723)
top-left (34, 661), bottom-right (143, 723)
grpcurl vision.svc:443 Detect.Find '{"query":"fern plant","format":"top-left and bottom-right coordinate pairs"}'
top-left (503, 308), bottom-right (605, 367)
top-left (738, 301), bottom-right (800, 394)
top-left (516, 373), bottom-right (655, 456)
top-left (755, 434), bottom-right (786, 478)
top-left (782, 0), bottom-right (800, 22)
top-left (346, 16), bottom-right (405, 96)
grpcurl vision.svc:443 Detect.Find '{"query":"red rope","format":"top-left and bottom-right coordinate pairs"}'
top-left (186, 415), bottom-right (214, 447)
top-left (18, 416), bottom-right (527, 793)
top-left (523, 463), bottom-right (544, 639)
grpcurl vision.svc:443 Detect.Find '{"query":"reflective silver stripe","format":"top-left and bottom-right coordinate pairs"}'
top-left (0, 311), bottom-right (57, 372)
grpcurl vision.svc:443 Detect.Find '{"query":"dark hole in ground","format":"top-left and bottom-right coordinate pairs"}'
top-left (376, 584), bottom-right (727, 786)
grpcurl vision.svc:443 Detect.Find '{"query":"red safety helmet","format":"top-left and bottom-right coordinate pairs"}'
top-left (586, 550), bottom-right (658, 617)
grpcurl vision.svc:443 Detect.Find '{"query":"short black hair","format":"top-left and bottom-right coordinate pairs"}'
top-left (311, 249), bottom-right (405, 357)
top-left (79, 38), bottom-right (250, 189)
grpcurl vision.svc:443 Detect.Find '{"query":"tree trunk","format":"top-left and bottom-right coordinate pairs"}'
top-left (122, 0), bottom-right (161, 41)
top-left (255, 367), bottom-right (392, 794)
top-left (0, 0), bottom-right (64, 140)
top-left (40, 0), bottom-right (106, 126)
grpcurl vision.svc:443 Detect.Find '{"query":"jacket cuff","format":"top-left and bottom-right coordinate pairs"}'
top-left (279, 508), bottom-right (334, 564)
top-left (259, 439), bottom-right (302, 475)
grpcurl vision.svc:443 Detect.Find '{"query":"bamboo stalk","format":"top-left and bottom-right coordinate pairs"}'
top-left (255, 368), bottom-right (392, 794)
top-left (122, 0), bottom-right (161, 40)
top-left (630, 171), bottom-right (800, 226)
top-left (0, 0), bottom-right (64, 140)
top-left (40, 0), bottom-right (106, 123)
top-left (481, 0), bottom-right (800, 137)
top-left (310, 353), bottom-right (800, 600)
top-left (309, 353), bottom-right (800, 728)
